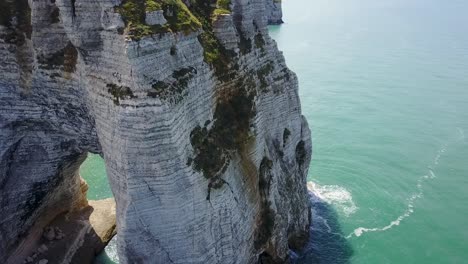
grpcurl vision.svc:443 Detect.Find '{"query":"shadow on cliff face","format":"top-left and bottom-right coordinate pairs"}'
top-left (292, 190), bottom-right (354, 264)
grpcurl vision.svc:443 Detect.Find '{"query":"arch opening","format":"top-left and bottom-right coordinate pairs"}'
top-left (80, 154), bottom-right (119, 264)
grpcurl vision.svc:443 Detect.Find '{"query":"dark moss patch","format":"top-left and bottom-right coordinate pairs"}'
top-left (254, 202), bottom-right (276, 249)
top-left (50, 6), bottom-right (60, 24)
top-left (147, 81), bottom-right (167, 98)
top-left (38, 42), bottom-right (78, 73)
top-left (288, 231), bottom-right (310, 252)
top-left (190, 125), bottom-right (229, 180)
top-left (283, 128), bottom-right (291, 146)
top-left (172, 66), bottom-right (197, 88)
top-left (147, 67), bottom-right (195, 103)
top-left (117, 27), bottom-right (125, 35)
top-left (258, 157), bottom-right (273, 195)
top-left (295, 140), bottom-right (306, 167)
top-left (255, 157), bottom-right (276, 250)
top-left (257, 61), bottom-right (274, 91)
top-left (254, 33), bottom-right (265, 51)
top-left (170, 45), bottom-right (177, 55)
top-left (190, 86), bottom-right (256, 191)
top-left (107, 83), bottom-right (135, 105)
top-left (63, 42), bottom-right (78, 73)
top-left (151, 80), bottom-right (170, 91)
top-left (216, 0), bottom-right (231, 11)
top-left (0, 0), bottom-right (32, 46)
top-left (212, 90), bottom-right (256, 149)
top-left (238, 31), bottom-right (252, 55)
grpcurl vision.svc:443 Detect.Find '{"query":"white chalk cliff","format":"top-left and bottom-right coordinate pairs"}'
top-left (0, 0), bottom-right (311, 263)
top-left (265, 0), bottom-right (283, 25)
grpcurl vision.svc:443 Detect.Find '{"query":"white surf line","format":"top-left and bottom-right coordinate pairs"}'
top-left (456, 127), bottom-right (465, 142)
top-left (346, 133), bottom-right (462, 239)
top-left (346, 180), bottom-right (423, 239)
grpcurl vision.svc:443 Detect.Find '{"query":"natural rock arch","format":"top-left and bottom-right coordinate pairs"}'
top-left (0, 0), bottom-right (311, 263)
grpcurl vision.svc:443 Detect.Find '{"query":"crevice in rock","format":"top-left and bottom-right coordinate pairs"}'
top-left (295, 140), bottom-right (306, 168)
top-left (254, 157), bottom-right (276, 250)
top-left (71, 0), bottom-right (76, 18)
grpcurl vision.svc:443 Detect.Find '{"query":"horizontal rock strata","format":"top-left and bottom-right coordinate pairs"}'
top-left (266, 0), bottom-right (284, 25)
top-left (0, 0), bottom-right (311, 263)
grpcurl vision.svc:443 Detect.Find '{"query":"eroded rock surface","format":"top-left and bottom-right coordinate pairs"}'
top-left (266, 0), bottom-right (284, 25)
top-left (0, 0), bottom-right (311, 263)
top-left (15, 192), bottom-right (116, 264)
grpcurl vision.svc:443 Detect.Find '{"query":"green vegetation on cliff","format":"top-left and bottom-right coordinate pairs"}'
top-left (187, 0), bottom-right (236, 76)
top-left (116, 0), bottom-right (236, 76)
top-left (116, 0), bottom-right (201, 40)
top-left (213, 0), bottom-right (231, 16)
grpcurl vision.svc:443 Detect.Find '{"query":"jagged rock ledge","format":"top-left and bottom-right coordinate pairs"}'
top-left (13, 179), bottom-right (116, 264)
top-left (266, 0), bottom-right (284, 25)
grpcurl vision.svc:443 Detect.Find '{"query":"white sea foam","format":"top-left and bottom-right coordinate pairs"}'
top-left (433, 144), bottom-right (447, 166)
top-left (457, 127), bottom-right (465, 142)
top-left (104, 236), bottom-right (119, 262)
top-left (307, 182), bottom-right (356, 238)
top-left (309, 182), bottom-right (358, 217)
top-left (346, 185), bottom-right (423, 239)
top-left (346, 131), bottom-right (465, 239)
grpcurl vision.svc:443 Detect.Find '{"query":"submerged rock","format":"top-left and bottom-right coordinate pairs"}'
top-left (0, 0), bottom-right (311, 263)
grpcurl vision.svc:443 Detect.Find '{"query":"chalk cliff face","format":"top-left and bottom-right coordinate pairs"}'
top-left (0, 0), bottom-right (311, 263)
top-left (265, 0), bottom-right (283, 25)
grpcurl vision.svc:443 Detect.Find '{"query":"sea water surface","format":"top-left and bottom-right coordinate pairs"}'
top-left (82, 0), bottom-right (468, 263)
top-left (269, 0), bottom-right (468, 263)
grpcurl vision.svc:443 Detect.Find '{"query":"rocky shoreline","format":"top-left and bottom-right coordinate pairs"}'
top-left (20, 197), bottom-right (116, 264)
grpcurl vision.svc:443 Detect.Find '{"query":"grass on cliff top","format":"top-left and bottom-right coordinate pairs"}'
top-left (213, 0), bottom-right (231, 16)
top-left (117, 0), bottom-right (235, 77)
top-left (187, 0), bottom-right (235, 75)
top-left (146, 0), bottom-right (161, 11)
top-left (116, 0), bottom-right (201, 40)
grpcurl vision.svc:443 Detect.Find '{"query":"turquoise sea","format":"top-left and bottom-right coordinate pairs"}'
top-left (82, 0), bottom-right (468, 262)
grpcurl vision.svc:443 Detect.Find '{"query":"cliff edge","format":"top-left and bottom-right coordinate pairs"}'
top-left (266, 0), bottom-right (284, 25)
top-left (0, 0), bottom-right (310, 263)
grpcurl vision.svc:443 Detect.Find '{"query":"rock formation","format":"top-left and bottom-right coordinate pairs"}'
top-left (21, 197), bottom-right (117, 264)
top-left (0, 0), bottom-right (311, 263)
top-left (265, 0), bottom-right (283, 25)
